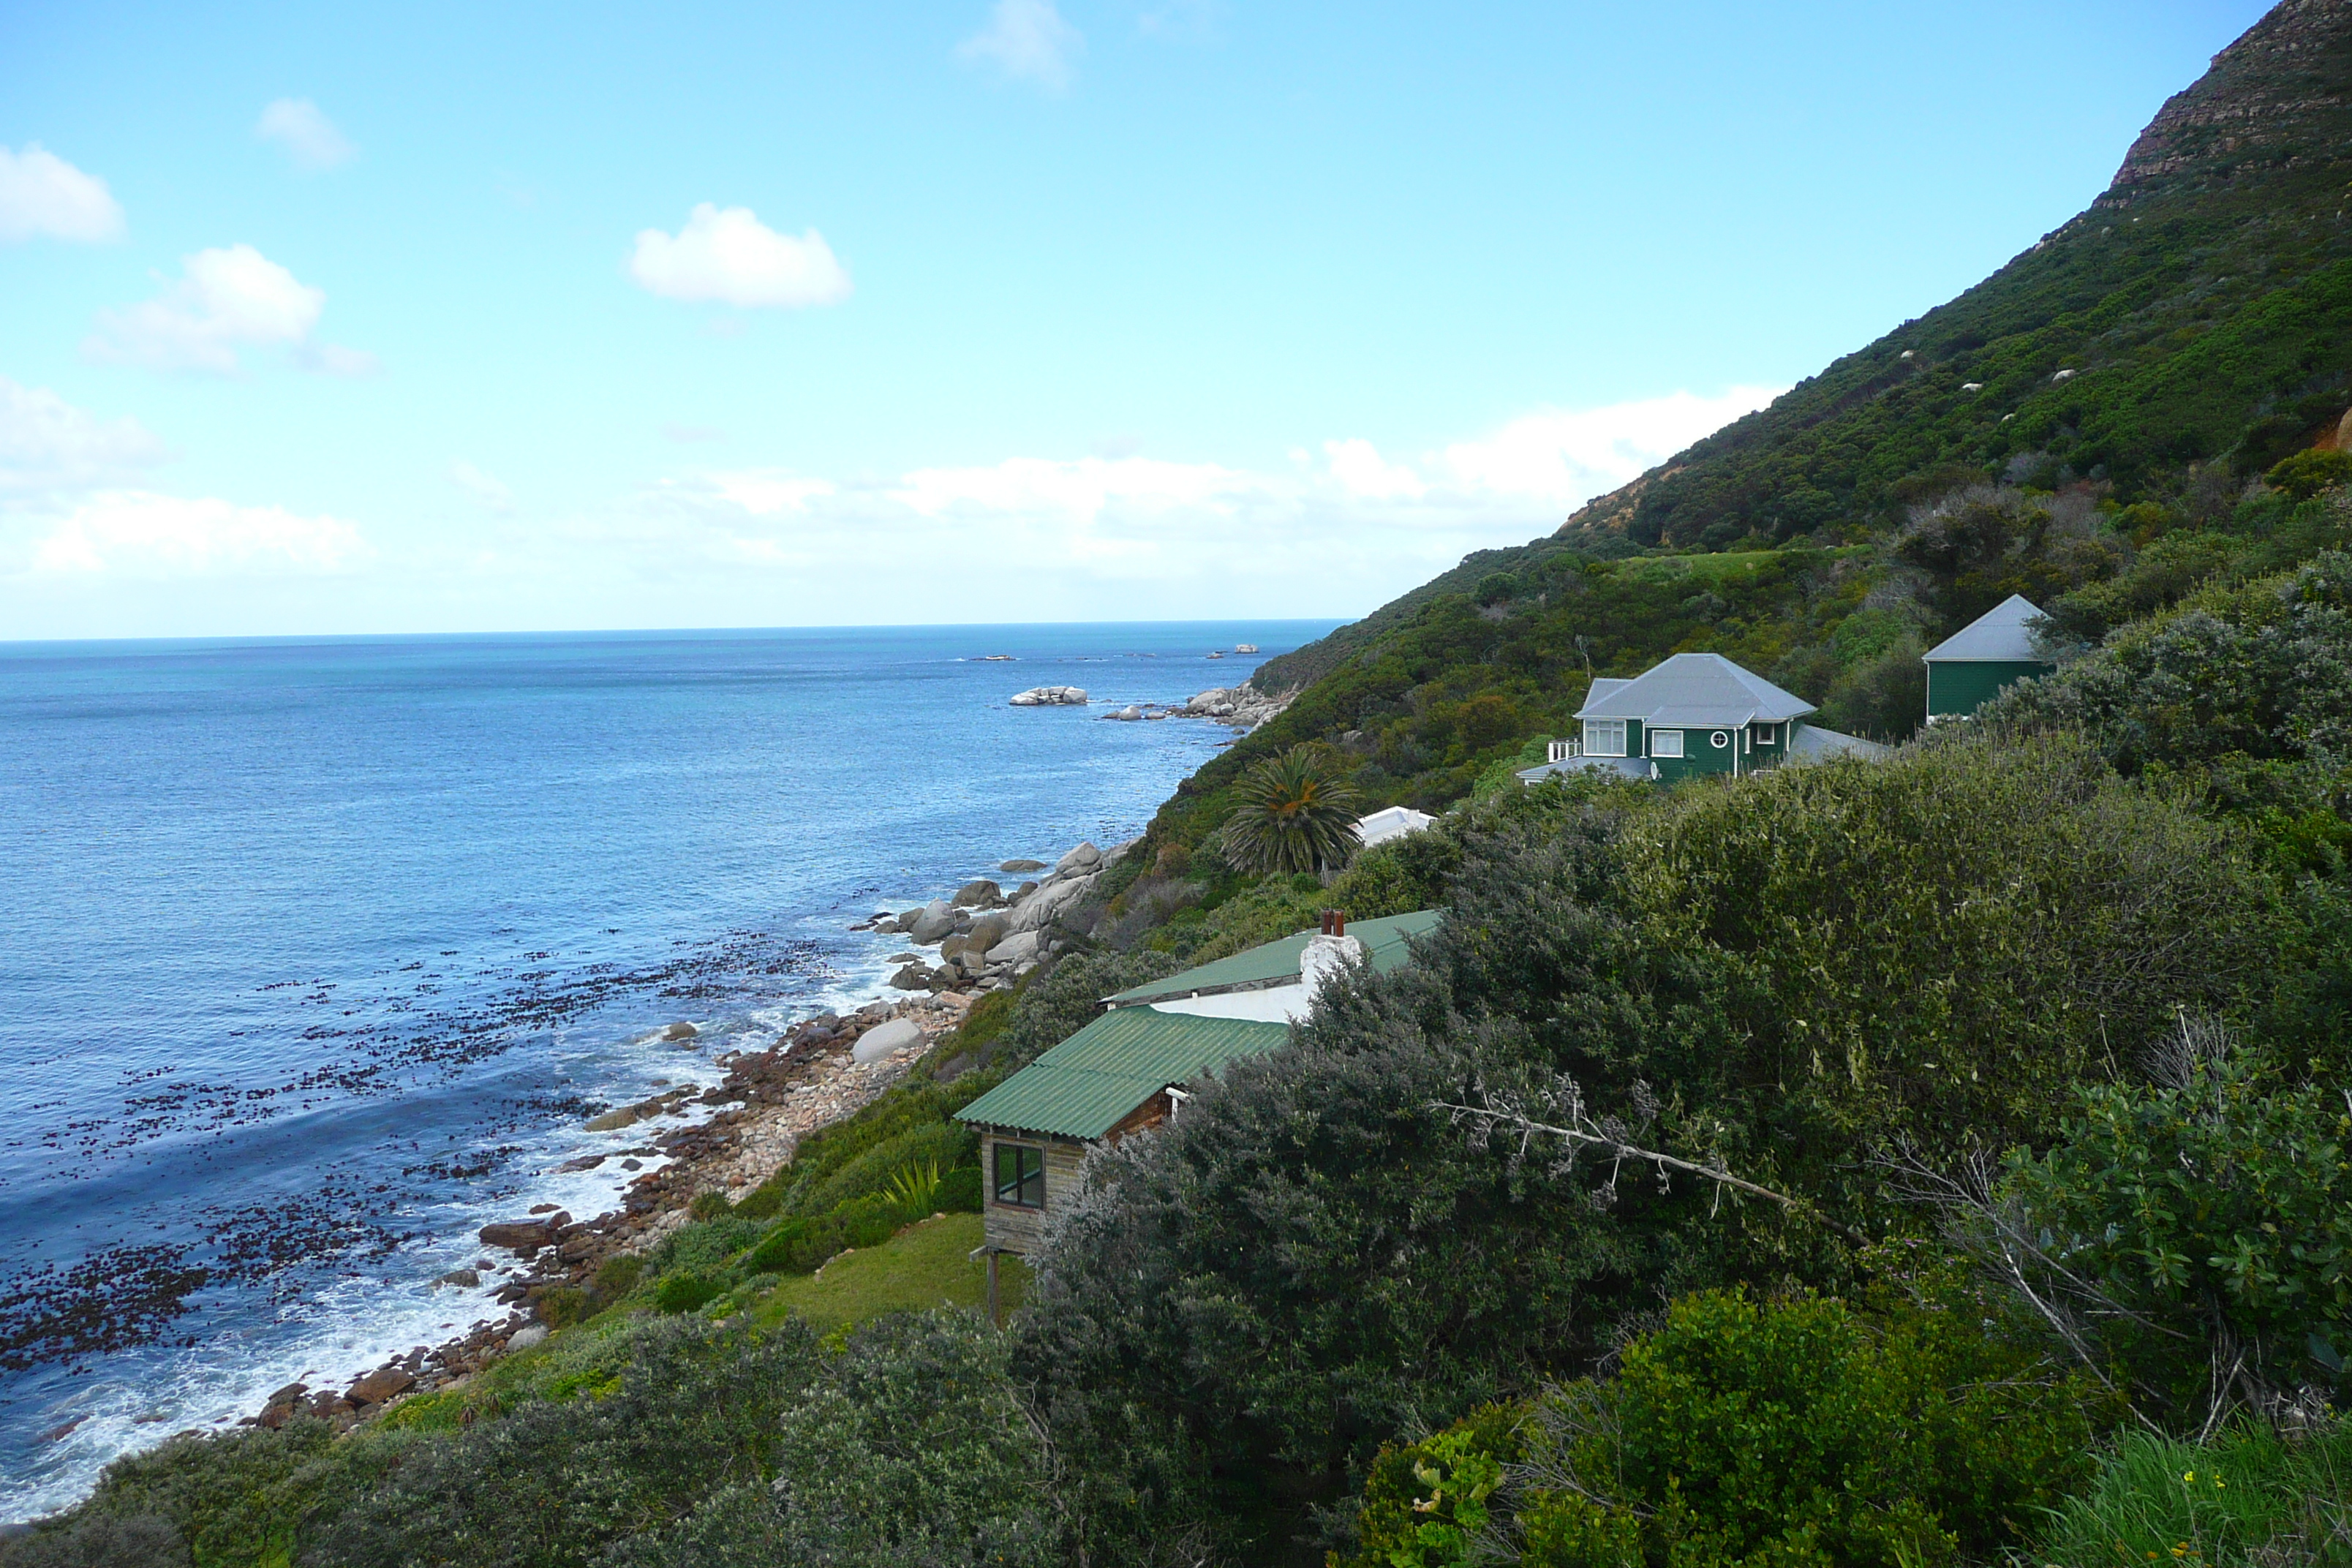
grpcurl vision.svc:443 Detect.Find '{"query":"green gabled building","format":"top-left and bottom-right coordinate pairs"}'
top-left (1517, 652), bottom-right (1885, 786)
top-left (1921, 595), bottom-right (2057, 720)
top-left (956, 909), bottom-right (1441, 1257)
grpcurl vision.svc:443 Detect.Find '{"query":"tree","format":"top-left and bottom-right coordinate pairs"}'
top-left (1219, 745), bottom-right (1363, 875)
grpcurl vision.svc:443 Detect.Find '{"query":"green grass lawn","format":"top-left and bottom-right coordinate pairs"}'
top-left (753, 1212), bottom-right (1028, 1335)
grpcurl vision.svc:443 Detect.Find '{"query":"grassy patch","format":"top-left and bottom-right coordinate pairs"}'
top-left (752, 1213), bottom-right (1028, 1335)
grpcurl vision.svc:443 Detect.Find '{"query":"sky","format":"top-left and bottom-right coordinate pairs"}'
top-left (0, 0), bottom-right (2276, 639)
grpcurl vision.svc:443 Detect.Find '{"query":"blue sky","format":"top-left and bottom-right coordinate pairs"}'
top-left (0, 0), bottom-right (2272, 638)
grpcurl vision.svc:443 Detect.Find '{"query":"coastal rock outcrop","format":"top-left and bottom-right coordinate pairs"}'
top-left (1183, 685), bottom-right (1294, 729)
top-left (908, 900), bottom-right (957, 944)
top-left (853, 1018), bottom-right (922, 1063)
top-left (1009, 686), bottom-right (1088, 706)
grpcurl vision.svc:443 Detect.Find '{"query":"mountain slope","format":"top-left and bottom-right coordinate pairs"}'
top-left (1168, 0), bottom-right (2352, 863)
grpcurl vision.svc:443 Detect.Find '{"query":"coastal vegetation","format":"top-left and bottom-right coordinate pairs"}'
top-left (15, 6), bottom-right (2352, 1564)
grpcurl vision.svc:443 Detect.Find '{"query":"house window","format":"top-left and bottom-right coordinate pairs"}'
top-left (1583, 719), bottom-right (1627, 757)
top-left (1650, 729), bottom-right (1684, 758)
top-left (1753, 723), bottom-right (1777, 746)
top-left (993, 1142), bottom-right (1045, 1208)
top-left (1710, 730), bottom-right (1731, 750)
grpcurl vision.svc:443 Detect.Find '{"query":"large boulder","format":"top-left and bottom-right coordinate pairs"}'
top-left (964, 913), bottom-right (1009, 954)
top-left (952, 878), bottom-right (1002, 908)
top-left (908, 900), bottom-right (957, 944)
top-left (1006, 872), bottom-right (1093, 933)
top-left (984, 930), bottom-right (1040, 967)
top-left (854, 1017), bottom-right (923, 1063)
top-left (479, 1217), bottom-right (562, 1253)
top-left (347, 1368), bottom-right (415, 1406)
top-left (889, 963), bottom-right (931, 990)
top-left (1055, 842), bottom-right (1102, 875)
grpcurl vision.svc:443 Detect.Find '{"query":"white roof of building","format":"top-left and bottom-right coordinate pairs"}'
top-left (1354, 805), bottom-right (1435, 848)
top-left (1576, 653), bottom-right (1815, 725)
top-left (1923, 595), bottom-right (2048, 663)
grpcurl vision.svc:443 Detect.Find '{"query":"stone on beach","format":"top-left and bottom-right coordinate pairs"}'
top-left (347, 1367), bottom-right (415, 1406)
top-left (506, 1326), bottom-right (549, 1352)
top-left (853, 1017), bottom-right (922, 1063)
top-left (908, 900), bottom-right (957, 944)
top-left (478, 1218), bottom-right (561, 1253)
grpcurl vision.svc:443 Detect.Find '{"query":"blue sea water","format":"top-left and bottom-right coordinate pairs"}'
top-left (0, 620), bottom-right (1336, 1518)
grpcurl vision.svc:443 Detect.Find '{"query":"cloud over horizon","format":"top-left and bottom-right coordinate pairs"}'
top-left (254, 99), bottom-right (355, 170)
top-left (958, 0), bottom-right (1082, 89)
top-left (0, 144), bottom-right (124, 244)
top-left (0, 377), bottom-right (167, 494)
top-left (20, 491), bottom-right (370, 578)
top-left (627, 205), bottom-right (852, 309)
top-left (85, 244), bottom-right (377, 375)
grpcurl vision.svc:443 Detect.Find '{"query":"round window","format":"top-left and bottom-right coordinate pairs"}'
top-left (1710, 730), bottom-right (1730, 749)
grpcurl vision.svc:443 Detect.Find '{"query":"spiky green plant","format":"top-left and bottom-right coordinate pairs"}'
top-left (884, 1158), bottom-right (943, 1212)
top-left (1220, 744), bottom-right (1364, 876)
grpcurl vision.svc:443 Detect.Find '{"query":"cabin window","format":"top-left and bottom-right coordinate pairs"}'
top-left (1650, 729), bottom-right (1684, 758)
top-left (993, 1142), bottom-right (1045, 1208)
top-left (1583, 719), bottom-right (1627, 757)
top-left (1753, 723), bottom-right (1777, 746)
top-left (1709, 730), bottom-right (1730, 750)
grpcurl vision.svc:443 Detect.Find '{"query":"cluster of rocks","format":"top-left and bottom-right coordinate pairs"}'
top-left (241, 990), bottom-right (976, 1433)
top-left (862, 840), bottom-right (1124, 993)
top-left (1008, 685), bottom-right (1088, 706)
top-left (1179, 685), bottom-right (1294, 729)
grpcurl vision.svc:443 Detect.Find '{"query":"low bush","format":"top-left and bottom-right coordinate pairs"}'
top-left (1341, 1289), bottom-right (2103, 1568)
top-left (653, 1273), bottom-right (724, 1315)
top-left (536, 1286), bottom-right (590, 1329)
top-left (2035, 1421), bottom-right (2352, 1567)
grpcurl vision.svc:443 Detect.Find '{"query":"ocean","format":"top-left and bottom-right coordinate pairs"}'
top-left (0, 620), bottom-right (1337, 1518)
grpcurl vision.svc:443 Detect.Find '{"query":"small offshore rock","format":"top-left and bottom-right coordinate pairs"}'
top-left (999, 859), bottom-right (1047, 873)
top-left (854, 1017), bottom-right (923, 1063)
top-left (584, 1107), bottom-right (641, 1132)
top-left (557, 1153), bottom-right (605, 1172)
top-left (663, 1021), bottom-right (698, 1041)
top-left (435, 1269), bottom-right (482, 1289)
top-left (1008, 685), bottom-right (1088, 706)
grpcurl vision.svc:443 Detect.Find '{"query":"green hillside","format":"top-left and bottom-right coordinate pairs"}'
top-left (1212, 0), bottom-right (2352, 843)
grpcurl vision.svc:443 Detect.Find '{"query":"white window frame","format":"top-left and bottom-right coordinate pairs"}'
top-left (1753, 723), bottom-right (1777, 746)
top-left (1649, 728), bottom-right (1684, 758)
top-left (1583, 719), bottom-right (1627, 757)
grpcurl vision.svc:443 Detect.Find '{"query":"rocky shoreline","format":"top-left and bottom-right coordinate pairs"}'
top-left (240, 840), bottom-right (1128, 1435)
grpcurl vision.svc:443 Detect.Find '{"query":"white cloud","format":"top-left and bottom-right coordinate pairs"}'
top-left (449, 460), bottom-right (515, 515)
top-left (254, 99), bottom-right (355, 170)
top-left (25, 491), bottom-right (368, 576)
top-left (1323, 437), bottom-right (1427, 500)
top-left (86, 244), bottom-right (372, 375)
top-left (1439, 386), bottom-right (1782, 506)
top-left (0, 144), bottom-right (124, 244)
top-left (627, 205), bottom-right (852, 309)
top-left (958, 0), bottom-right (1082, 89)
top-left (706, 470), bottom-right (836, 516)
top-left (0, 377), bottom-right (165, 493)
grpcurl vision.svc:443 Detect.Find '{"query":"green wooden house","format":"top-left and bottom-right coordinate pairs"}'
top-left (955, 910), bottom-right (1441, 1259)
top-left (1517, 652), bottom-right (1885, 786)
top-left (1921, 595), bottom-right (2056, 720)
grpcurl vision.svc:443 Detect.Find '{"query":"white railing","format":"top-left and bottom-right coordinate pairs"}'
top-left (1548, 738), bottom-right (1580, 762)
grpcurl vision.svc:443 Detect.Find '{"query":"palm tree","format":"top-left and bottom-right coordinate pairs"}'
top-left (1221, 745), bottom-right (1364, 876)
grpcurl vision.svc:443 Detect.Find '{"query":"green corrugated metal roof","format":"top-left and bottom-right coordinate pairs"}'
top-left (953, 1007), bottom-right (1291, 1141)
top-left (1105, 907), bottom-right (1443, 1006)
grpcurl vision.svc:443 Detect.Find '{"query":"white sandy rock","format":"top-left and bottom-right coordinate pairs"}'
top-left (1009, 686), bottom-right (1088, 706)
top-left (854, 1017), bottom-right (924, 1063)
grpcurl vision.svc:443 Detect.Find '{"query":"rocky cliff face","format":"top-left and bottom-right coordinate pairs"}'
top-left (2109, 0), bottom-right (2352, 197)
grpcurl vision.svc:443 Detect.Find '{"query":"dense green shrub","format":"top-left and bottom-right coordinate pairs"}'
top-left (2267, 448), bottom-right (2352, 501)
top-left (652, 1272), bottom-right (725, 1314)
top-left (1343, 1289), bottom-right (2100, 1568)
top-left (535, 1286), bottom-right (590, 1329)
top-left (0, 1512), bottom-right (191, 1567)
top-left (1989, 1031), bottom-right (2352, 1423)
top-left (798, 1120), bottom-right (973, 1216)
top-left (302, 1317), bottom-right (824, 1568)
top-left (607, 1314), bottom-right (1061, 1567)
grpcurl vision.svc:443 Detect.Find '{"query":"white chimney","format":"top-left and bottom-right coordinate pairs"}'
top-left (1300, 913), bottom-right (1365, 1002)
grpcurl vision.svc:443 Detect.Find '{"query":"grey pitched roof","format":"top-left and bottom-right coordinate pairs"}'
top-left (1923, 595), bottom-right (2049, 663)
top-left (1787, 724), bottom-right (1890, 762)
top-left (1575, 653), bottom-right (1815, 725)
